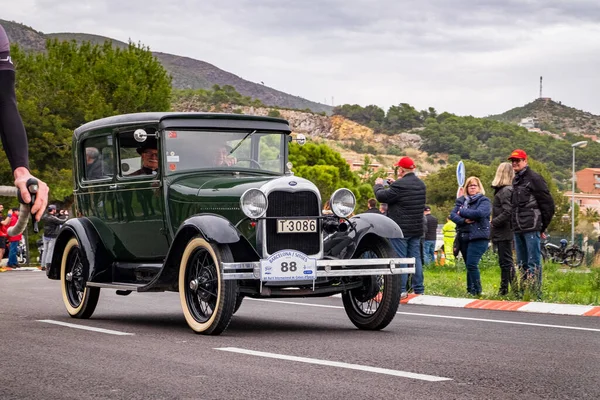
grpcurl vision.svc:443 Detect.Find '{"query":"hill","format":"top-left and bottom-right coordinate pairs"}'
top-left (487, 98), bottom-right (600, 136)
top-left (1, 19), bottom-right (333, 114)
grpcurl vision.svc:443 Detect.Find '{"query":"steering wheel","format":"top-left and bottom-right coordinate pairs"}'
top-left (236, 158), bottom-right (262, 169)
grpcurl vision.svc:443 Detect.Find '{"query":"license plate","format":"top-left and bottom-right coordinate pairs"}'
top-left (260, 250), bottom-right (317, 281)
top-left (277, 219), bottom-right (317, 233)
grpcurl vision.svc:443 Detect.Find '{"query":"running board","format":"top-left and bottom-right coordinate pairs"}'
top-left (86, 282), bottom-right (147, 291)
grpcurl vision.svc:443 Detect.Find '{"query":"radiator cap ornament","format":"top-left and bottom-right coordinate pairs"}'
top-left (289, 181), bottom-right (297, 186)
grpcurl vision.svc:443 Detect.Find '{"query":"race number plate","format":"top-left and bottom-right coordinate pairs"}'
top-left (260, 250), bottom-right (317, 281)
top-left (277, 219), bottom-right (317, 233)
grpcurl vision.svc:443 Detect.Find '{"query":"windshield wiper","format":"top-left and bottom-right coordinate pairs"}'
top-left (229, 130), bottom-right (257, 154)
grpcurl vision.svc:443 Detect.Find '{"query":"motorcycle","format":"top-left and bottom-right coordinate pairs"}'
top-left (541, 237), bottom-right (585, 267)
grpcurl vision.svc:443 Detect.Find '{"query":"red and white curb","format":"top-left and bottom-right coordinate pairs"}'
top-left (400, 294), bottom-right (600, 317)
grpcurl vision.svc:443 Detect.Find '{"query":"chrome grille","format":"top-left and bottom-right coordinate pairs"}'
top-left (266, 190), bottom-right (320, 255)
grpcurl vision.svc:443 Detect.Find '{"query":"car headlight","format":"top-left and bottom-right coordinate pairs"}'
top-left (330, 188), bottom-right (356, 218)
top-left (240, 189), bottom-right (268, 219)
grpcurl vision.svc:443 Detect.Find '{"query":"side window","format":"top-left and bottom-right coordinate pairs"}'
top-left (118, 129), bottom-right (159, 178)
top-left (82, 136), bottom-right (114, 181)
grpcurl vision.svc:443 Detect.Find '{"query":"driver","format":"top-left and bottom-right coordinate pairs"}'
top-left (0, 24), bottom-right (49, 219)
top-left (215, 144), bottom-right (237, 167)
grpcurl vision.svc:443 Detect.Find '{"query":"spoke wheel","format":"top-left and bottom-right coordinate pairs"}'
top-left (179, 237), bottom-right (237, 335)
top-left (565, 249), bottom-right (584, 268)
top-left (60, 237), bottom-right (100, 318)
top-left (342, 238), bottom-right (401, 330)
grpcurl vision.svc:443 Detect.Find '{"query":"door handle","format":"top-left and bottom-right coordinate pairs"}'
top-left (109, 184), bottom-right (117, 190)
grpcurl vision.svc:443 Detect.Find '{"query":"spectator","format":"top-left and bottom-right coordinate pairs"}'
top-left (6, 208), bottom-right (21, 269)
top-left (322, 200), bottom-right (333, 215)
top-left (423, 205), bottom-right (438, 265)
top-left (379, 203), bottom-right (388, 216)
top-left (442, 217), bottom-right (456, 266)
top-left (593, 235), bottom-right (600, 266)
top-left (215, 144), bottom-right (237, 167)
top-left (0, 204), bottom-right (8, 260)
top-left (374, 156), bottom-right (426, 297)
top-left (41, 205), bottom-right (67, 270)
top-left (365, 198), bottom-right (381, 214)
top-left (491, 162), bottom-right (516, 296)
top-left (508, 149), bottom-right (555, 297)
top-left (450, 176), bottom-right (491, 296)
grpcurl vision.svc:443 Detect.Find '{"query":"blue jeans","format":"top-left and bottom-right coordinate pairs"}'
top-left (8, 240), bottom-right (18, 267)
top-left (423, 240), bottom-right (436, 265)
top-left (390, 236), bottom-right (424, 294)
top-left (458, 236), bottom-right (488, 295)
top-left (514, 231), bottom-right (542, 294)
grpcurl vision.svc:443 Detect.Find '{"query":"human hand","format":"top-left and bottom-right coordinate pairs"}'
top-left (14, 167), bottom-right (49, 222)
top-left (375, 178), bottom-right (384, 185)
top-left (457, 187), bottom-right (464, 198)
top-left (465, 219), bottom-right (474, 224)
top-left (541, 232), bottom-right (547, 239)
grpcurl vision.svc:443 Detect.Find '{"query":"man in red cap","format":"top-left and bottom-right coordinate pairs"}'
top-left (508, 149), bottom-right (554, 297)
top-left (374, 156), bottom-right (426, 297)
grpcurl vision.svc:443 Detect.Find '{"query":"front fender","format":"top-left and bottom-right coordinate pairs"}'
top-left (324, 213), bottom-right (403, 259)
top-left (48, 218), bottom-right (113, 283)
top-left (143, 214), bottom-right (259, 291)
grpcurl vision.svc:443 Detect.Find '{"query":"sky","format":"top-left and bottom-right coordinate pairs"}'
top-left (3, 0), bottom-right (600, 117)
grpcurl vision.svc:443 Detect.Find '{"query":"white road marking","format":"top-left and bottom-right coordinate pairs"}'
top-left (247, 298), bottom-right (600, 333)
top-left (215, 347), bottom-right (452, 382)
top-left (37, 320), bottom-right (134, 336)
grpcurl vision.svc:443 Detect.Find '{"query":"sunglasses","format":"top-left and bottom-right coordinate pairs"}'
top-left (510, 159), bottom-right (524, 164)
top-left (467, 184), bottom-right (479, 188)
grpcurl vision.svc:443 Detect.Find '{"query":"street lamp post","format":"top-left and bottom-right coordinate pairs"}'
top-left (571, 140), bottom-right (588, 244)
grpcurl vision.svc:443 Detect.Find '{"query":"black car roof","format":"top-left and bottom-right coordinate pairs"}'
top-left (73, 112), bottom-right (291, 138)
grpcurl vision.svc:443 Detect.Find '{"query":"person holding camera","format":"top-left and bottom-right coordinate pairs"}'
top-left (374, 157), bottom-right (426, 297)
top-left (40, 205), bottom-right (67, 270)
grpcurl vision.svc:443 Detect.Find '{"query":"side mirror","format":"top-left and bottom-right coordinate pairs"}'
top-left (296, 133), bottom-right (306, 146)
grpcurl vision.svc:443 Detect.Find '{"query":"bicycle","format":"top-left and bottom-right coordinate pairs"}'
top-left (0, 178), bottom-right (39, 270)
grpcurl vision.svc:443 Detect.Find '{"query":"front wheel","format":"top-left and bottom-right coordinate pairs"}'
top-left (342, 238), bottom-right (401, 330)
top-left (60, 237), bottom-right (100, 318)
top-left (565, 249), bottom-right (584, 268)
top-left (179, 237), bottom-right (238, 335)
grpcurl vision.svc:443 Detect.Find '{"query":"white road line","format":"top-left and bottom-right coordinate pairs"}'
top-left (215, 347), bottom-right (452, 382)
top-left (247, 298), bottom-right (600, 333)
top-left (37, 320), bottom-right (134, 336)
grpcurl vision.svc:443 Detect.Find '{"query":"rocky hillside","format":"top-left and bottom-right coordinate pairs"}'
top-left (172, 99), bottom-right (435, 172)
top-left (1, 19), bottom-right (333, 114)
top-left (487, 98), bottom-right (600, 135)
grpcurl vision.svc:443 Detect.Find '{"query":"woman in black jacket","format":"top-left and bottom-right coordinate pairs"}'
top-left (491, 163), bottom-right (516, 295)
top-left (450, 176), bottom-right (491, 296)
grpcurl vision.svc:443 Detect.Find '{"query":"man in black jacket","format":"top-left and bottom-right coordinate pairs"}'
top-left (508, 149), bottom-right (555, 296)
top-left (374, 157), bottom-right (426, 296)
top-left (41, 205), bottom-right (67, 270)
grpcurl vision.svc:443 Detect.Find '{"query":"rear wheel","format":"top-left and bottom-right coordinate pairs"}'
top-left (179, 237), bottom-right (238, 335)
top-left (565, 248), bottom-right (584, 268)
top-left (342, 238), bottom-right (401, 330)
top-left (60, 237), bottom-right (100, 318)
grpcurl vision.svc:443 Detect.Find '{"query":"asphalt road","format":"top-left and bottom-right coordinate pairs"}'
top-left (1, 272), bottom-right (599, 400)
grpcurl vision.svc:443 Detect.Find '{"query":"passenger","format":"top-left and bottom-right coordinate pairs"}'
top-left (130, 140), bottom-right (159, 176)
top-left (85, 147), bottom-right (103, 179)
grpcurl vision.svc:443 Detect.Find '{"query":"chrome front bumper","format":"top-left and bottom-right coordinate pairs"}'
top-left (221, 257), bottom-right (416, 281)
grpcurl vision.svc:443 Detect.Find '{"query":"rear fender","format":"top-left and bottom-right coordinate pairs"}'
top-left (146, 214), bottom-right (259, 291)
top-left (47, 218), bottom-right (113, 282)
top-left (324, 213), bottom-right (403, 259)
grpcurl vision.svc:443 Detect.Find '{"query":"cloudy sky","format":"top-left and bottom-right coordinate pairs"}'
top-left (4, 0), bottom-right (600, 116)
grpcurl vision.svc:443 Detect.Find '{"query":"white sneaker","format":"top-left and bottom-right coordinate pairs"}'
top-left (400, 292), bottom-right (408, 300)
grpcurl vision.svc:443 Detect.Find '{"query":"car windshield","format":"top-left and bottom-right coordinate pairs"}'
top-left (163, 130), bottom-right (286, 174)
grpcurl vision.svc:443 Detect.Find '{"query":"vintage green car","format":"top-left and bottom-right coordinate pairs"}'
top-left (47, 112), bottom-right (414, 335)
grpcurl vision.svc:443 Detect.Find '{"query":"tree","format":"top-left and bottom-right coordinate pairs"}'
top-left (4, 39), bottom-right (172, 202)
